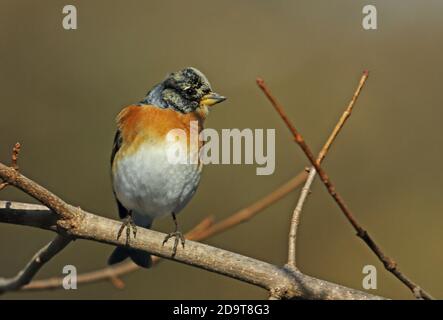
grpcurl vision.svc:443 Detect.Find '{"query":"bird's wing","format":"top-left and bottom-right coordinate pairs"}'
top-left (111, 129), bottom-right (122, 166)
top-left (110, 129), bottom-right (129, 219)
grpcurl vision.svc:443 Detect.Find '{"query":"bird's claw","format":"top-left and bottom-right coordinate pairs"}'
top-left (117, 216), bottom-right (137, 246)
top-left (162, 231), bottom-right (185, 257)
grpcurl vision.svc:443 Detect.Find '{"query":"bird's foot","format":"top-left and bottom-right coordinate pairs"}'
top-left (117, 215), bottom-right (137, 246)
top-left (162, 231), bottom-right (185, 257)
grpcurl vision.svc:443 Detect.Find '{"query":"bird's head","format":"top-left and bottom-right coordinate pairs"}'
top-left (142, 67), bottom-right (226, 114)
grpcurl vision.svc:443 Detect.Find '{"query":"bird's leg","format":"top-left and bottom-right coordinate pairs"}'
top-left (117, 210), bottom-right (137, 246)
top-left (162, 212), bottom-right (185, 257)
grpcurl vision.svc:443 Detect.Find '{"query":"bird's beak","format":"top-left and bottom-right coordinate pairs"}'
top-left (200, 92), bottom-right (227, 107)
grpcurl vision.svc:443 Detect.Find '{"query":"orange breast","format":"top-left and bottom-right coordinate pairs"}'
top-left (116, 105), bottom-right (204, 157)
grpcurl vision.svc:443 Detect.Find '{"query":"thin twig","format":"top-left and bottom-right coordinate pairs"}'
top-left (0, 235), bottom-right (71, 293)
top-left (287, 71), bottom-right (369, 267)
top-left (287, 167), bottom-right (317, 267)
top-left (257, 74), bottom-right (434, 300)
top-left (0, 142), bottom-right (21, 191)
top-left (109, 275), bottom-right (125, 289)
top-left (316, 72), bottom-right (369, 163)
top-left (11, 142), bottom-right (21, 171)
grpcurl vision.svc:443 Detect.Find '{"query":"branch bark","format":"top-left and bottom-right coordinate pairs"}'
top-left (18, 170), bottom-right (309, 291)
top-left (0, 199), bottom-right (383, 299)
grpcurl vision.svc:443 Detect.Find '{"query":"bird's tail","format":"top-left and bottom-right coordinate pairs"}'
top-left (108, 247), bottom-right (152, 268)
top-left (108, 212), bottom-right (153, 268)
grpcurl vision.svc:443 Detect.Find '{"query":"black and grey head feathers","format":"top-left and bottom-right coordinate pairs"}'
top-left (141, 67), bottom-right (214, 113)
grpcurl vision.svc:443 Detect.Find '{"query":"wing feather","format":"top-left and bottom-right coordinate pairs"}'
top-left (111, 129), bottom-right (129, 219)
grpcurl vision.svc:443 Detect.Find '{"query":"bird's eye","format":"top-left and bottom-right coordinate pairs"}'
top-left (185, 87), bottom-right (196, 96)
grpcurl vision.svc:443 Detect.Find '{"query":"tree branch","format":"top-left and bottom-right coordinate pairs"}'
top-left (0, 200), bottom-right (383, 300)
top-left (257, 73), bottom-right (434, 300)
top-left (19, 171), bottom-right (309, 291)
top-left (0, 167), bottom-right (384, 300)
top-left (21, 214), bottom-right (216, 291)
top-left (0, 234), bottom-right (71, 293)
top-left (287, 71), bottom-right (369, 268)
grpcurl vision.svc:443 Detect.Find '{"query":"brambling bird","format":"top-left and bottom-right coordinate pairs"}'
top-left (108, 67), bottom-right (226, 268)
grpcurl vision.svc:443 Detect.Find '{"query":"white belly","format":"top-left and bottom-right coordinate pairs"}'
top-left (112, 142), bottom-right (202, 221)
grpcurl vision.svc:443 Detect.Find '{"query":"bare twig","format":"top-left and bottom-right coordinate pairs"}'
top-left (0, 142), bottom-right (21, 191)
top-left (287, 71), bottom-right (369, 268)
top-left (109, 275), bottom-right (125, 289)
top-left (316, 72), bottom-right (369, 163)
top-left (287, 167), bottom-right (316, 267)
top-left (257, 74), bottom-right (434, 300)
top-left (0, 234), bottom-right (71, 293)
top-left (11, 142), bottom-right (21, 171)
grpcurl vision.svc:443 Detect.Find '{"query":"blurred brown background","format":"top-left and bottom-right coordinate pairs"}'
top-left (1, 0), bottom-right (443, 299)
